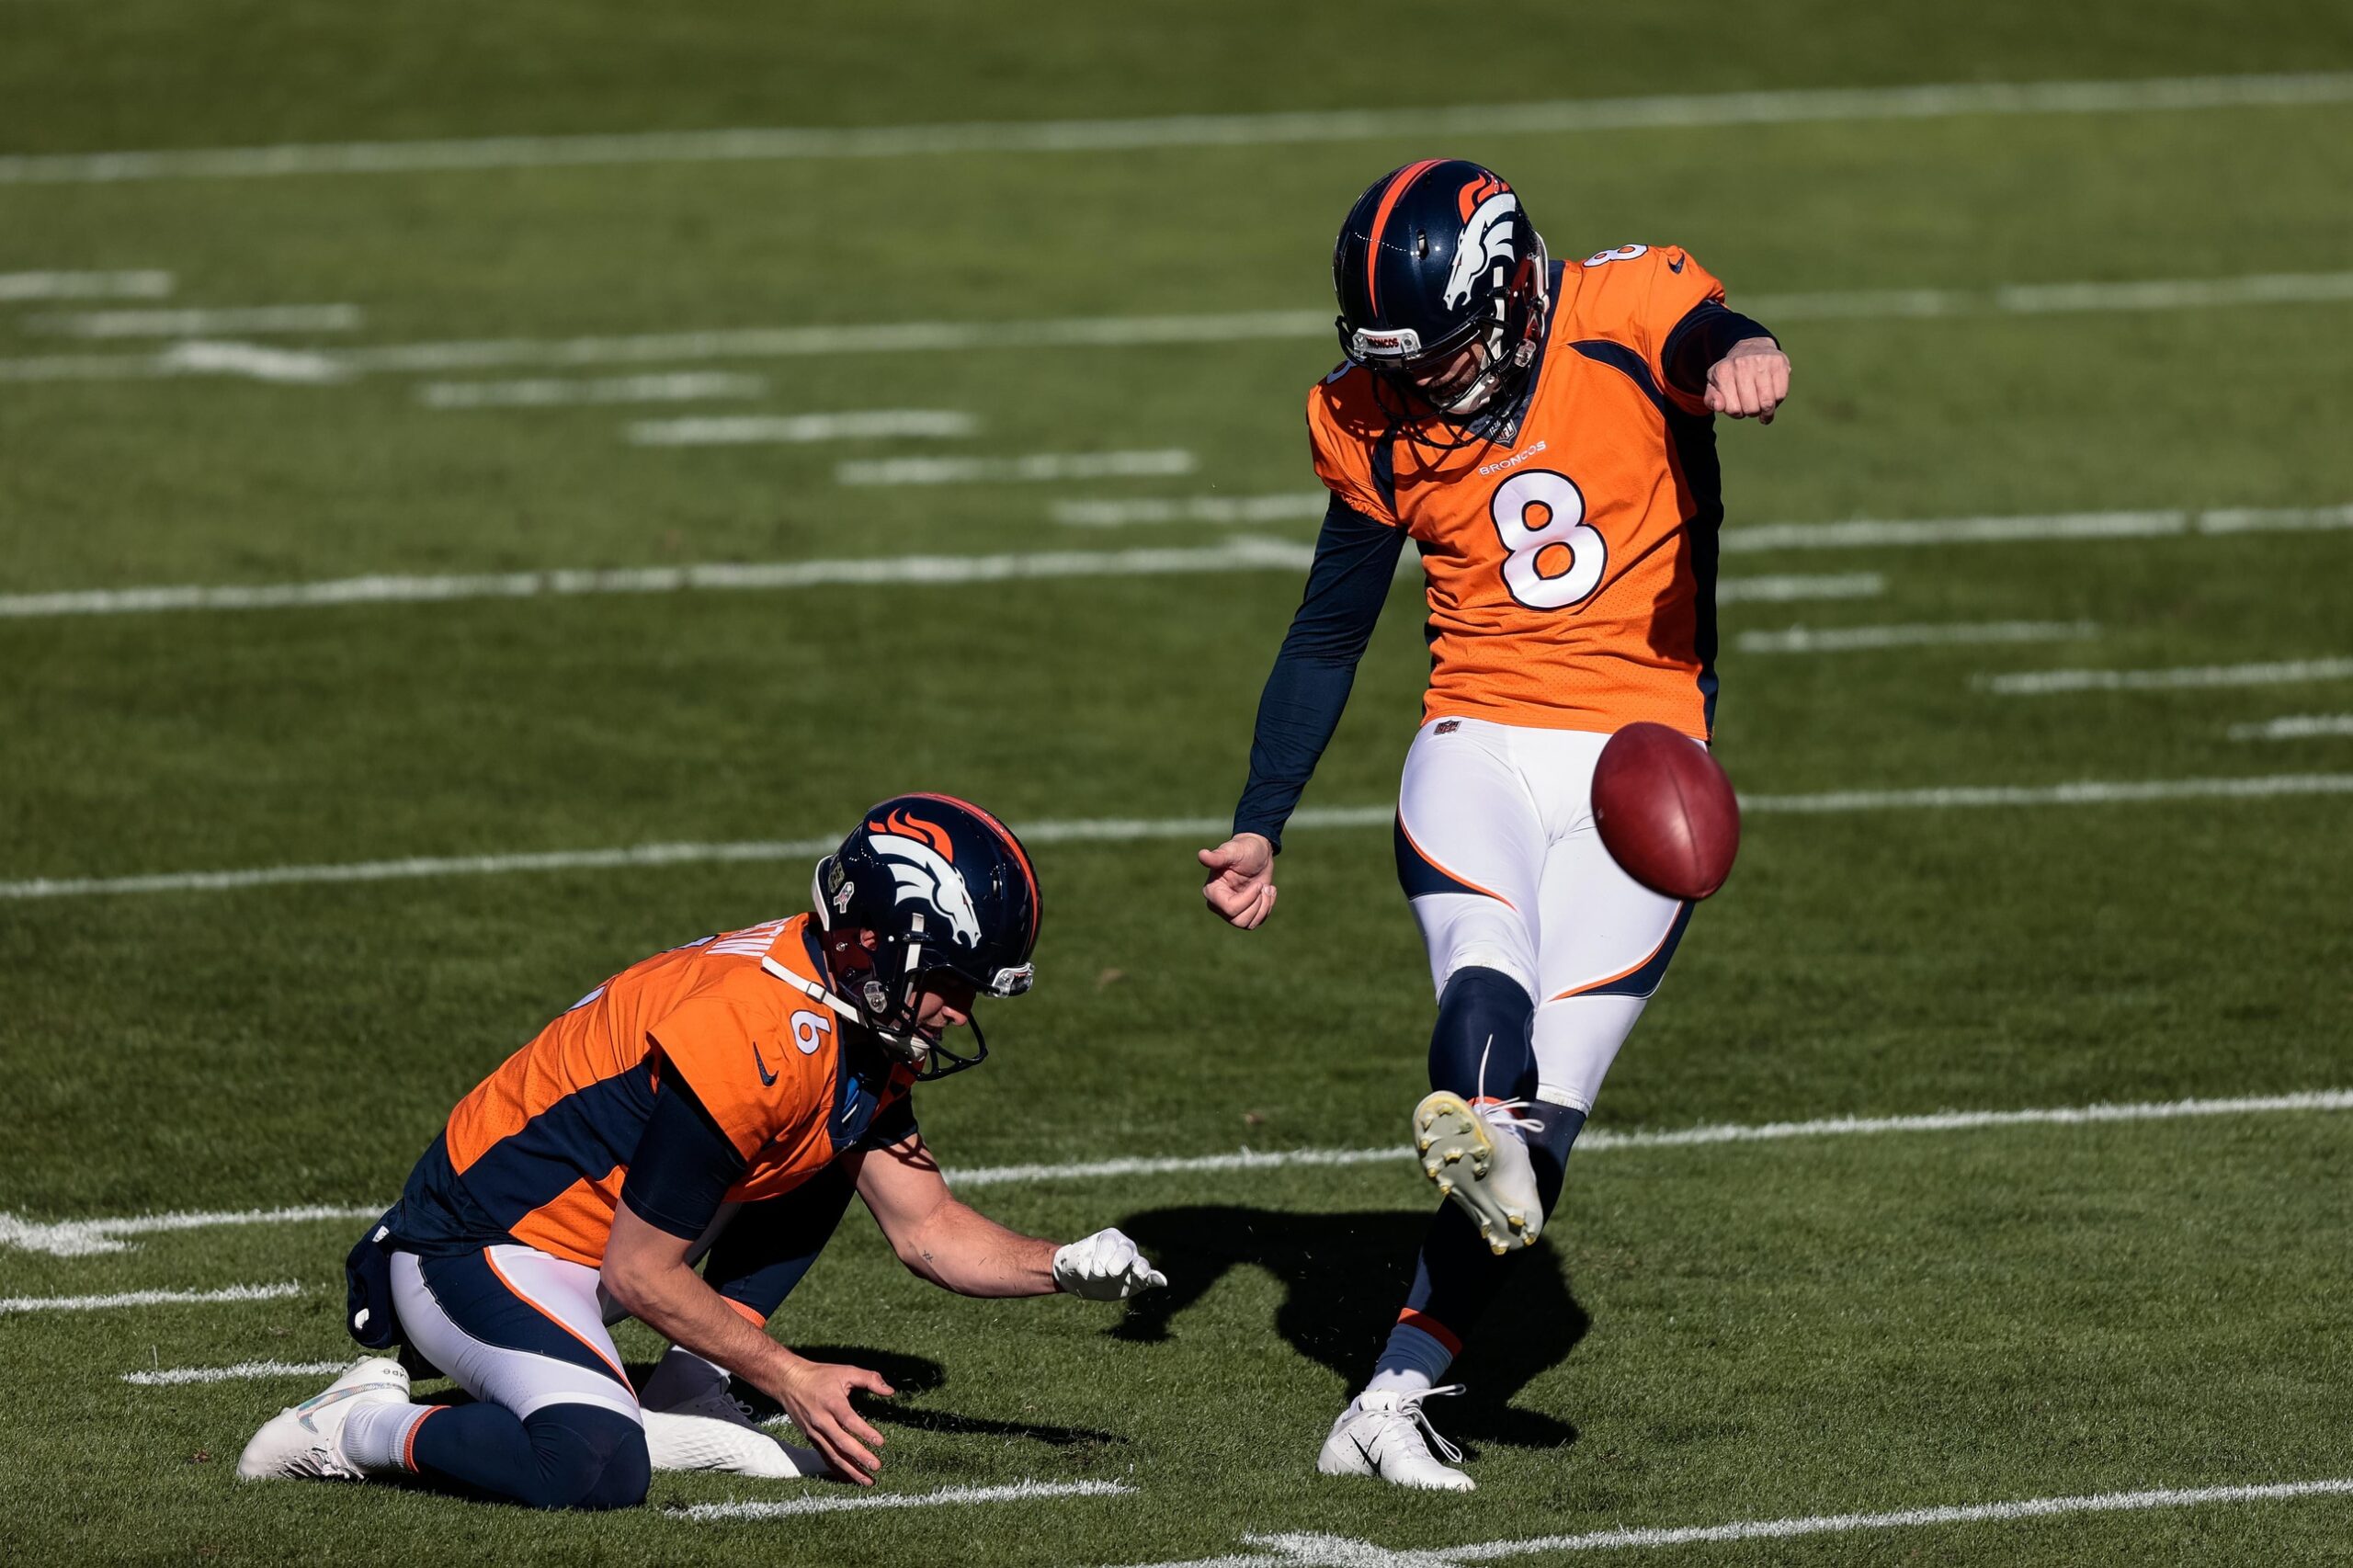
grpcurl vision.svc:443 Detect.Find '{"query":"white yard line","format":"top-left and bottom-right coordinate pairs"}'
top-left (1981, 656), bottom-right (2353, 696)
top-left (0, 269), bottom-right (172, 302)
top-left (10, 272), bottom-right (2353, 386)
top-left (6, 774), bottom-right (2352, 905)
top-left (0, 1282), bottom-right (300, 1313)
top-left (421, 372), bottom-right (767, 409)
top-left (1120, 1478), bottom-right (2353, 1567)
top-left (837, 449), bottom-right (1195, 485)
top-left (5, 72), bottom-right (2349, 186)
top-left (2230, 713), bottom-right (2353, 741)
top-left (121, 1358), bottom-right (349, 1386)
top-left (1737, 619), bottom-right (2097, 653)
top-left (1054, 494), bottom-right (1332, 527)
top-left (0, 549), bottom-right (1874, 622)
top-left (23, 304), bottom-right (362, 339)
top-left (155, 341), bottom-right (349, 384)
top-left (13, 1090), bottom-right (2349, 1257)
top-left (1726, 502), bottom-right (2353, 552)
top-left (630, 410), bottom-right (976, 446)
top-left (682, 1478), bottom-right (1133, 1522)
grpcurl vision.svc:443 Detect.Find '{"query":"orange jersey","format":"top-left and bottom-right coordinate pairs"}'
top-left (395, 915), bottom-right (914, 1267)
top-left (1308, 246), bottom-right (1729, 738)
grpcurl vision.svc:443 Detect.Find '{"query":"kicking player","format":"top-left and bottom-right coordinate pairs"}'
top-left (1198, 161), bottom-right (1790, 1489)
top-left (239, 794), bottom-right (1165, 1508)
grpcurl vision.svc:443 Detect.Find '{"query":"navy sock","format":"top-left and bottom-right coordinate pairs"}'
top-left (1427, 966), bottom-right (1537, 1101)
top-left (407, 1400), bottom-right (648, 1511)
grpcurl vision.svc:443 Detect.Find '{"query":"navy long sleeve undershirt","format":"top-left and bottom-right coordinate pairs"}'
top-left (620, 1075), bottom-right (746, 1242)
top-left (1230, 494), bottom-right (1404, 851)
top-left (1228, 299), bottom-right (1774, 852)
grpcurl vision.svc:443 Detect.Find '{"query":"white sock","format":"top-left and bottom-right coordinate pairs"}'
top-left (337, 1401), bottom-right (434, 1475)
top-left (1362, 1367), bottom-right (1435, 1398)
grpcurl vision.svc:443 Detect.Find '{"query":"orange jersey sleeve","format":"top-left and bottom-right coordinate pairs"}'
top-left (645, 971), bottom-right (817, 1162)
top-left (1568, 244), bottom-right (1726, 415)
top-left (1304, 366), bottom-right (1404, 527)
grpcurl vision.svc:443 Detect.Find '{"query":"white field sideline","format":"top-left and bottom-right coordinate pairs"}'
top-left (1737, 619), bottom-right (2098, 654)
top-left (1981, 656), bottom-right (2353, 696)
top-left (838, 450), bottom-right (1194, 486)
top-left (15, 1090), bottom-right (2350, 1258)
top-left (122, 1359), bottom-right (348, 1387)
top-left (0, 1282), bottom-right (300, 1313)
top-left (0, 550), bottom-right (1878, 622)
top-left (2231, 713), bottom-right (2353, 741)
top-left (4, 71), bottom-right (2348, 186)
top-left (4, 773), bottom-right (2350, 905)
top-left (23, 304), bottom-right (362, 338)
top-left (684, 1479), bottom-right (1134, 1523)
top-left (422, 372), bottom-right (766, 409)
top-left (8, 271), bottom-right (2353, 385)
top-left (1113, 1478), bottom-right (2353, 1567)
top-left (0, 269), bottom-right (172, 302)
top-left (630, 410), bottom-right (976, 446)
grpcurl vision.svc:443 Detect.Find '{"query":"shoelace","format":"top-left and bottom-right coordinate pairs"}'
top-left (1388, 1384), bottom-right (1468, 1465)
top-left (1472, 1033), bottom-right (1546, 1139)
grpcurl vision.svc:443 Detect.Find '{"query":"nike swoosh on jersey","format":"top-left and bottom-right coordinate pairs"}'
top-left (1668, 255), bottom-right (1686, 273)
top-left (751, 1041), bottom-right (779, 1087)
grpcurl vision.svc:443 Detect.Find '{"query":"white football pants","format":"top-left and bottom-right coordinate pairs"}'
top-left (1395, 716), bottom-right (1690, 1114)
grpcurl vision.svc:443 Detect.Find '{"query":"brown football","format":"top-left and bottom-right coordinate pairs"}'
top-left (1591, 722), bottom-right (1741, 900)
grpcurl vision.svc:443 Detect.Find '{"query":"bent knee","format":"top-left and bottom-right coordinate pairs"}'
top-left (523, 1406), bottom-right (649, 1511)
top-left (575, 1429), bottom-right (650, 1511)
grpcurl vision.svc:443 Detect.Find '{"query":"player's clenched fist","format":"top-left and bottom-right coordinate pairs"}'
top-left (1197, 832), bottom-right (1278, 928)
top-left (1704, 336), bottom-right (1791, 424)
top-left (1051, 1228), bottom-right (1169, 1301)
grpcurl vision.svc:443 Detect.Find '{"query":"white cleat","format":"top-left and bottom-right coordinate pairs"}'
top-left (640, 1351), bottom-right (826, 1479)
top-left (1317, 1386), bottom-right (1475, 1491)
top-left (1414, 1090), bottom-right (1545, 1254)
top-left (235, 1358), bottom-right (411, 1483)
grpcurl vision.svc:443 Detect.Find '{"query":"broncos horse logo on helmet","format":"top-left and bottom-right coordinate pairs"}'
top-left (1333, 158), bottom-right (1550, 431)
top-left (809, 793), bottom-right (1040, 1079)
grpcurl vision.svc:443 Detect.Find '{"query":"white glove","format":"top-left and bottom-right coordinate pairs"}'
top-left (1051, 1227), bottom-right (1167, 1301)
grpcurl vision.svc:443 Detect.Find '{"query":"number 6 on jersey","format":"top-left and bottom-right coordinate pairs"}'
top-left (1491, 469), bottom-right (1606, 610)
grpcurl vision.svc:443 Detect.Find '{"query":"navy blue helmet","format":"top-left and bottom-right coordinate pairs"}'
top-left (1333, 158), bottom-right (1549, 420)
top-left (811, 793), bottom-right (1040, 1080)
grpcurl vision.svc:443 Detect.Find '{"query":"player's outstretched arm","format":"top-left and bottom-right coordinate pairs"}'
top-left (856, 1136), bottom-right (1165, 1300)
top-left (1198, 832), bottom-right (1277, 928)
top-left (1704, 336), bottom-right (1791, 424)
top-left (604, 1204), bottom-right (895, 1484)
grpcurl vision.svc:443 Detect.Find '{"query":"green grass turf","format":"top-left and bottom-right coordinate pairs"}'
top-left (4, 1), bottom-right (2352, 1562)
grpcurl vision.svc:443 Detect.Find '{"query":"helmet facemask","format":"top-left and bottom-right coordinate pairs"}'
top-left (811, 857), bottom-right (1034, 1082)
top-left (1343, 236), bottom-right (1550, 437)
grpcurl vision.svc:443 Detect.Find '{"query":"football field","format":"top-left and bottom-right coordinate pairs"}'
top-left (4, 2), bottom-right (2352, 1562)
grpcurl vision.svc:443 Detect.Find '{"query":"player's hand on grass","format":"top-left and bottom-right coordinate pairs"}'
top-left (1198, 832), bottom-right (1277, 928)
top-left (1705, 336), bottom-right (1790, 424)
top-left (767, 1356), bottom-right (893, 1485)
top-left (1051, 1228), bottom-right (1169, 1301)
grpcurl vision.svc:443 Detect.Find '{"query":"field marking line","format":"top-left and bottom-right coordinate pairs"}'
top-left (2230, 713), bottom-right (2353, 741)
top-left (0, 550), bottom-right (1875, 622)
top-left (0, 537), bottom-right (1319, 620)
top-left (6, 72), bottom-right (2351, 186)
top-left (0, 1282), bottom-right (301, 1313)
top-left (837, 449), bottom-right (1195, 485)
top-left (154, 341), bottom-right (350, 384)
top-left (630, 410), bottom-right (977, 446)
top-left (22, 304), bottom-right (362, 339)
top-left (680, 1478), bottom-right (1134, 1521)
top-left (1737, 619), bottom-right (2099, 653)
top-left (1054, 494), bottom-right (1332, 528)
top-left (9, 272), bottom-right (2353, 386)
top-left (422, 371), bottom-right (767, 409)
top-left (4, 774), bottom-right (2349, 908)
top-left (14, 1090), bottom-right (2349, 1257)
top-left (1981, 655), bottom-right (2353, 696)
top-left (0, 269), bottom-right (173, 302)
top-left (1727, 501), bottom-right (2353, 551)
top-left (1114, 1477), bottom-right (2353, 1566)
top-left (121, 1359), bottom-right (350, 1386)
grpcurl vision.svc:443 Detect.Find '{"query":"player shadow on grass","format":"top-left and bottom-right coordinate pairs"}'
top-left (1110, 1206), bottom-right (1586, 1452)
top-left (642, 1346), bottom-right (1129, 1456)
